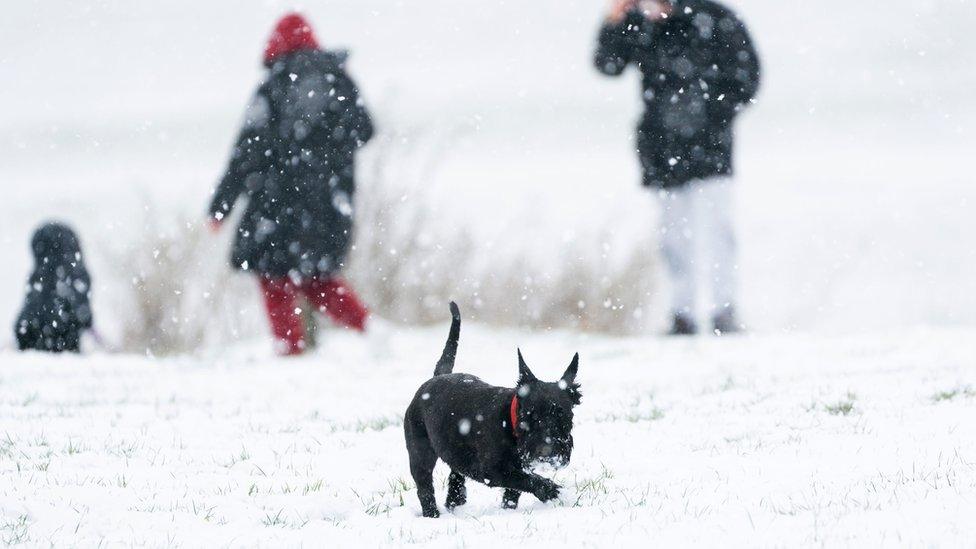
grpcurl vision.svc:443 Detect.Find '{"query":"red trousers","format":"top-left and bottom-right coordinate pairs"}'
top-left (259, 275), bottom-right (368, 355)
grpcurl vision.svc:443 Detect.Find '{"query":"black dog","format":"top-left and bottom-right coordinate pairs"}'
top-left (14, 222), bottom-right (93, 353)
top-left (404, 302), bottom-right (581, 518)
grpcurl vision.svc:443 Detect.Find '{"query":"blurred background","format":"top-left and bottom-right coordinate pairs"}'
top-left (1, 0), bottom-right (974, 353)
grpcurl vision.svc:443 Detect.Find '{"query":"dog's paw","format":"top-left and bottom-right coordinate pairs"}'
top-left (533, 479), bottom-right (561, 502)
top-left (421, 507), bottom-right (441, 518)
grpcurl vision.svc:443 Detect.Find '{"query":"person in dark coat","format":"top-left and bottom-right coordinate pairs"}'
top-left (14, 222), bottom-right (93, 353)
top-left (208, 13), bottom-right (374, 355)
top-left (594, 0), bottom-right (760, 335)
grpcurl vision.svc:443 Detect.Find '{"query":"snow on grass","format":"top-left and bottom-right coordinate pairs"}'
top-left (2, 324), bottom-right (975, 546)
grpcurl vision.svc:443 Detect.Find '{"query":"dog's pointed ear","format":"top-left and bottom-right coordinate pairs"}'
top-left (561, 353), bottom-right (579, 385)
top-left (561, 353), bottom-right (582, 406)
top-left (517, 348), bottom-right (537, 384)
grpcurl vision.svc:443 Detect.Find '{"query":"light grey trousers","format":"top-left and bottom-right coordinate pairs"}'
top-left (657, 177), bottom-right (737, 318)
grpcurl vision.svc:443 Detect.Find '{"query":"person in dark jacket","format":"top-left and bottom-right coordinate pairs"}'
top-left (14, 222), bottom-right (93, 353)
top-left (208, 13), bottom-right (374, 355)
top-left (594, 0), bottom-right (760, 335)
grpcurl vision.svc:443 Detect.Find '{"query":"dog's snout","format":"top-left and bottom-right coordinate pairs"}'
top-left (540, 444), bottom-right (553, 457)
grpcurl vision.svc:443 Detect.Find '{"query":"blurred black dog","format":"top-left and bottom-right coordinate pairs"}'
top-left (404, 302), bottom-right (581, 518)
top-left (14, 222), bottom-right (93, 353)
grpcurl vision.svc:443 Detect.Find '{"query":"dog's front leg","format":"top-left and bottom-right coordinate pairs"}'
top-left (488, 469), bottom-right (560, 505)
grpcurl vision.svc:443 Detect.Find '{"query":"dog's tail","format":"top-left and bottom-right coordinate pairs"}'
top-left (434, 302), bottom-right (461, 376)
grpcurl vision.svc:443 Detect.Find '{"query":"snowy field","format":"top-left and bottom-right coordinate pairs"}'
top-left (3, 325), bottom-right (976, 546)
top-left (2, 0), bottom-right (976, 546)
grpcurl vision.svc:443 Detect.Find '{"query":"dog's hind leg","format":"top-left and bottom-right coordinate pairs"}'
top-left (408, 447), bottom-right (439, 518)
top-left (501, 489), bottom-right (521, 509)
top-left (445, 470), bottom-right (467, 509)
top-left (405, 418), bottom-right (440, 517)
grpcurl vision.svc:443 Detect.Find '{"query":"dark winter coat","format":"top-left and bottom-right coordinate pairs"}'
top-left (594, 0), bottom-right (760, 188)
top-left (209, 49), bottom-right (373, 278)
top-left (15, 222), bottom-right (93, 353)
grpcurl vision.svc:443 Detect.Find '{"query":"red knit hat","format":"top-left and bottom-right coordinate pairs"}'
top-left (263, 13), bottom-right (319, 66)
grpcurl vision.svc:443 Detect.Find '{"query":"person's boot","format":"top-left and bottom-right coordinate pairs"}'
top-left (712, 307), bottom-right (743, 335)
top-left (667, 313), bottom-right (697, 336)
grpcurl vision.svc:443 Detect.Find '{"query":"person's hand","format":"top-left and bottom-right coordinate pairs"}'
top-left (607, 0), bottom-right (637, 24)
top-left (636, 0), bottom-right (672, 21)
top-left (207, 218), bottom-right (223, 233)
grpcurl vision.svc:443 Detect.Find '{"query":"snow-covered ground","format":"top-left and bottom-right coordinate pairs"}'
top-left (2, 0), bottom-right (976, 546)
top-left (3, 325), bottom-right (976, 546)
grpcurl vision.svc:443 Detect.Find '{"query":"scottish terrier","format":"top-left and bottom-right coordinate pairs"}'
top-left (404, 302), bottom-right (581, 518)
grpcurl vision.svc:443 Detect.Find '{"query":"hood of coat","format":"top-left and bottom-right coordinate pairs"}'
top-left (30, 222), bottom-right (84, 272)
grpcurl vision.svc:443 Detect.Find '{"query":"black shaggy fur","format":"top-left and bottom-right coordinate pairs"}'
top-left (404, 302), bottom-right (582, 518)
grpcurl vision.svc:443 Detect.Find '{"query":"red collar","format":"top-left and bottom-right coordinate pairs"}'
top-left (509, 395), bottom-right (520, 438)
